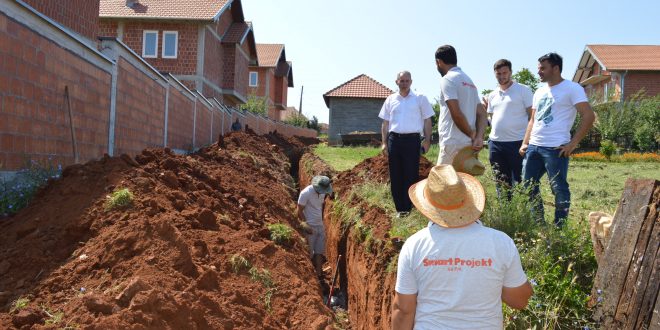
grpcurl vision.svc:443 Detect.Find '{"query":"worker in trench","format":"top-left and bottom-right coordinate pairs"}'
top-left (392, 165), bottom-right (533, 329)
top-left (297, 175), bottom-right (333, 280)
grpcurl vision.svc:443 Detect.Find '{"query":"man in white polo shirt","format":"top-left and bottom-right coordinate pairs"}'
top-left (484, 59), bottom-right (533, 199)
top-left (434, 45), bottom-right (488, 165)
top-left (520, 52), bottom-right (595, 226)
top-left (379, 71), bottom-right (435, 217)
top-left (392, 165), bottom-right (533, 329)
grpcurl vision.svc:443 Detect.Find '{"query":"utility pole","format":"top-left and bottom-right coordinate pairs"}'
top-left (299, 85), bottom-right (303, 114)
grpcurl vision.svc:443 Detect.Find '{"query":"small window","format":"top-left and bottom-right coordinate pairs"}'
top-left (142, 30), bottom-right (158, 58)
top-left (162, 31), bottom-right (178, 59)
top-left (249, 71), bottom-right (258, 87)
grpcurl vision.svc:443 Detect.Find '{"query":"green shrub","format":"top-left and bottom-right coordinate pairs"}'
top-left (266, 223), bottom-right (294, 245)
top-left (10, 296), bottom-right (30, 313)
top-left (599, 139), bottom-right (616, 160)
top-left (104, 188), bottom-right (134, 210)
top-left (481, 182), bottom-right (541, 238)
top-left (633, 95), bottom-right (660, 151)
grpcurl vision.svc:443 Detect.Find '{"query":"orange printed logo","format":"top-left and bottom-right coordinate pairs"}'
top-left (423, 257), bottom-right (493, 268)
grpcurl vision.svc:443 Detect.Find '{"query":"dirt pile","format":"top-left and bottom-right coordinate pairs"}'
top-left (0, 130), bottom-right (332, 329)
top-left (336, 154), bottom-right (433, 187)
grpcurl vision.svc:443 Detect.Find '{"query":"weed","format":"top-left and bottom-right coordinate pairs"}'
top-left (249, 267), bottom-right (275, 288)
top-left (266, 223), bottom-right (294, 245)
top-left (389, 209), bottom-right (428, 240)
top-left (263, 287), bottom-right (276, 312)
top-left (386, 255), bottom-right (398, 274)
top-left (10, 296), bottom-right (30, 313)
top-left (104, 188), bottom-right (134, 210)
top-left (44, 309), bottom-right (64, 325)
top-left (229, 254), bottom-right (251, 273)
top-left (333, 308), bottom-right (350, 329)
top-left (1, 158), bottom-right (62, 216)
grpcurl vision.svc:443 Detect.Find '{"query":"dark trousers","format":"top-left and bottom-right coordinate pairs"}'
top-left (388, 133), bottom-right (421, 212)
top-left (488, 140), bottom-right (523, 199)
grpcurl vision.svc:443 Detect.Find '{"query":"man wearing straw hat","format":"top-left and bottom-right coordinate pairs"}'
top-left (297, 175), bottom-right (333, 279)
top-left (392, 165), bottom-right (533, 329)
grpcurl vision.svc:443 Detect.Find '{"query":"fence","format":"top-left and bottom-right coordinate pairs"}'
top-left (0, 1), bottom-right (315, 175)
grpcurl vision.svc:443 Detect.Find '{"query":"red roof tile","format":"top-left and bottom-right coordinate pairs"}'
top-left (588, 45), bottom-right (660, 70)
top-left (99, 0), bottom-right (230, 21)
top-left (323, 74), bottom-right (393, 106)
top-left (256, 44), bottom-right (284, 67)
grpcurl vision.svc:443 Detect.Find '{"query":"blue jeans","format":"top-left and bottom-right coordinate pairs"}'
top-left (488, 140), bottom-right (523, 200)
top-left (522, 144), bottom-right (571, 226)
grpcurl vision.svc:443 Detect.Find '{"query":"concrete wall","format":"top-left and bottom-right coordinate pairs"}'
top-left (328, 97), bottom-right (385, 145)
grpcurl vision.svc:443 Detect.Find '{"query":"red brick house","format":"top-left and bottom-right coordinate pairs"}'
top-left (248, 44), bottom-right (294, 120)
top-left (573, 45), bottom-right (660, 103)
top-left (98, 0), bottom-right (257, 107)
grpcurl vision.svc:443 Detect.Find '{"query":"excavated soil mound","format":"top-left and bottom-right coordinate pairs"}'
top-left (0, 130), bottom-right (332, 329)
top-left (336, 153), bottom-right (433, 189)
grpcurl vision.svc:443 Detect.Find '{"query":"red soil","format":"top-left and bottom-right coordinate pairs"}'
top-left (0, 131), bottom-right (333, 329)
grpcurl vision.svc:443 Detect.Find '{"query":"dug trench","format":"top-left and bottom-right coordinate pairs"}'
top-left (299, 152), bottom-right (433, 329)
top-left (0, 130), bottom-right (338, 329)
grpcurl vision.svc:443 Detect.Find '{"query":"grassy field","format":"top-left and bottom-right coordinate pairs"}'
top-left (314, 143), bottom-right (660, 329)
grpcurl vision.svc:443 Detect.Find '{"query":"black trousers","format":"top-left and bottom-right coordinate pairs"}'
top-left (388, 133), bottom-right (421, 212)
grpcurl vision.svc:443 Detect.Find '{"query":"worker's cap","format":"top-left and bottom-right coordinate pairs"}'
top-left (312, 176), bottom-right (333, 194)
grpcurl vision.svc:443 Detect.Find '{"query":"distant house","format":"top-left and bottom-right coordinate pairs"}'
top-left (323, 74), bottom-right (393, 145)
top-left (573, 45), bottom-right (660, 103)
top-left (98, 0), bottom-right (258, 107)
top-left (248, 44), bottom-right (294, 120)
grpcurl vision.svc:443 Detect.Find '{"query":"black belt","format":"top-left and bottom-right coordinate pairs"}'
top-left (389, 132), bottom-right (420, 138)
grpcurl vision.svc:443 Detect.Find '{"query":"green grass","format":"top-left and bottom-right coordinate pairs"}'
top-left (229, 254), bottom-right (251, 273)
top-left (104, 188), bottom-right (134, 210)
top-left (313, 144), bottom-right (381, 171)
top-left (266, 223), bottom-right (294, 245)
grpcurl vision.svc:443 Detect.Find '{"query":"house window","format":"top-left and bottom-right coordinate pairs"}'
top-left (249, 71), bottom-right (258, 87)
top-left (142, 30), bottom-right (158, 58)
top-left (162, 31), bottom-right (178, 58)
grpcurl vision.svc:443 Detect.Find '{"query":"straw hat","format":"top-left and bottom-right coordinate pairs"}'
top-left (312, 175), bottom-right (333, 194)
top-left (408, 165), bottom-right (485, 227)
top-left (452, 146), bottom-right (485, 176)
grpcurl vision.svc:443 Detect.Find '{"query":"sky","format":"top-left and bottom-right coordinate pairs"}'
top-left (242, 0), bottom-right (660, 124)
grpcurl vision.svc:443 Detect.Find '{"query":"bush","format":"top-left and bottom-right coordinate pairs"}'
top-left (632, 95), bottom-right (660, 151)
top-left (599, 140), bottom-right (616, 160)
top-left (283, 112), bottom-right (308, 128)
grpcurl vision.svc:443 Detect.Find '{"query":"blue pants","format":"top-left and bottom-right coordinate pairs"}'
top-left (388, 133), bottom-right (421, 212)
top-left (488, 140), bottom-right (523, 199)
top-left (522, 144), bottom-right (571, 226)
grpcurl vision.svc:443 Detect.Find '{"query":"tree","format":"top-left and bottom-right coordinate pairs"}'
top-left (512, 68), bottom-right (539, 92)
top-left (307, 116), bottom-right (320, 131)
top-left (240, 93), bottom-right (268, 116)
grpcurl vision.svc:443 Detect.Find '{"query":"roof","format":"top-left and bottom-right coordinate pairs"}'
top-left (99, 0), bottom-right (231, 21)
top-left (573, 45), bottom-right (660, 83)
top-left (222, 22), bottom-right (250, 44)
top-left (256, 44), bottom-right (284, 67)
top-left (323, 74), bottom-right (393, 107)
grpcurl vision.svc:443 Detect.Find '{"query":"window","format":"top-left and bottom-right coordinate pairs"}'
top-left (249, 71), bottom-right (258, 87)
top-left (142, 30), bottom-right (158, 58)
top-left (162, 31), bottom-right (178, 58)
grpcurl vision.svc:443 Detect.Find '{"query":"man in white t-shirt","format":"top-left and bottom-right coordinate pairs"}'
top-left (392, 165), bottom-right (533, 329)
top-left (519, 52), bottom-right (595, 226)
top-left (434, 45), bottom-right (488, 165)
top-left (483, 59), bottom-right (533, 199)
top-left (379, 71), bottom-right (435, 217)
top-left (297, 175), bottom-right (333, 278)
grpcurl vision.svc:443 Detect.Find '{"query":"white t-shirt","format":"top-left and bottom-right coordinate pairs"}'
top-left (297, 185), bottom-right (326, 226)
top-left (529, 79), bottom-right (588, 147)
top-left (395, 222), bottom-right (528, 330)
top-left (379, 90), bottom-right (435, 134)
top-left (486, 82), bottom-right (533, 142)
top-left (437, 67), bottom-right (481, 146)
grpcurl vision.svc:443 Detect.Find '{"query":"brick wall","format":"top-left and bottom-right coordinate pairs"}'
top-left (624, 71), bottom-right (660, 99)
top-left (23, 0), bottom-right (99, 40)
top-left (113, 58), bottom-right (166, 155)
top-left (0, 10), bottom-right (111, 169)
top-left (117, 21), bottom-right (198, 75)
top-left (328, 97), bottom-right (386, 144)
top-left (194, 102), bottom-right (213, 148)
top-left (98, 21), bottom-right (118, 38)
